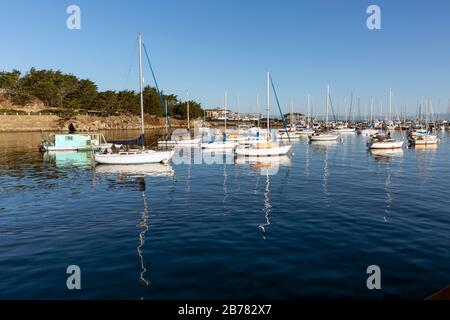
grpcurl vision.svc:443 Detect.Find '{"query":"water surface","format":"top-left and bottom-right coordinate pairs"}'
top-left (1, 130), bottom-right (450, 299)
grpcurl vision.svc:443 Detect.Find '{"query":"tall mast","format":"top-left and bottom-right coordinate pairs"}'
top-left (389, 88), bottom-right (392, 123)
top-left (290, 100), bottom-right (294, 127)
top-left (307, 94), bottom-right (310, 127)
top-left (326, 85), bottom-right (330, 128)
top-left (370, 98), bottom-right (374, 124)
top-left (138, 33), bottom-right (145, 141)
top-left (267, 71), bottom-right (270, 142)
top-left (224, 91), bottom-right (227, 136)
top-left (186, 91), bottom-right (190, 132)
top-left (237, 90), bottom-right (240, 134)
top-left (256, 93), bottom-right (260, 128)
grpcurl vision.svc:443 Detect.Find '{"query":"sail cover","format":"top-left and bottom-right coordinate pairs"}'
top-left (107, 134), bottom-right (145, 146)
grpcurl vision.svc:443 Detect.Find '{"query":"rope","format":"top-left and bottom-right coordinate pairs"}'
top-left (269, 74), bottom-right (290, 143)
top-left (142, 42), bottom-right (172, 131)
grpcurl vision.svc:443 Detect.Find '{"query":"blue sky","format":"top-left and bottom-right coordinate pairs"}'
top-left (1, 0), bottom-right (450, 117)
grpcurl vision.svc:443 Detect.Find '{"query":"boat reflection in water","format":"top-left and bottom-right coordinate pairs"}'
top-left (369, 148), bottom-right (404, 161)
top-left (310, 140), bottom-right (338, 205)
top-left (94, 163), bottom-right (174, 295)
top-left (94, 163), bottom-right (174, 177)
top-left (369, 148), bottom-right (404, 222)
top-left (235, 156), bottom-right (291, 176)
top-left (235, 156), bottom-right (290, 238)
top-left (412, 144), bottom-right (438, 152)
top-left (259, 171), bottom-right (271, 239)
top-left (43, 151), bottom-right (93, 167)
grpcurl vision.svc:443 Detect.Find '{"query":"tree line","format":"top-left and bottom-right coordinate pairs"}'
top-left (0, 68), bottom-right (204, 119)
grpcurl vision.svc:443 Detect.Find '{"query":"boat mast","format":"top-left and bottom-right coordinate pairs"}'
top-left (389, 88), bottom-right (392, 124)
top-left (370, 98), bottom-right (374, 125)
top-left (186, 91), bottom-right (190, 132)
top-left (138, 33), bottom-right (145, 147)
top-left (266, 71), bottom-right (270, 142)
top-left (326, 85), bottom-right (330, 129)
top-left (307, 94), bottom-right (310, 128)
top-left (237, 90), bottom-right (240, 134)
top-left (256, 93), bottom-right (260, 128)
top-left (290, 100), bottom-right (294, 127)
top-left (224, 91), bottom-right (227, 139)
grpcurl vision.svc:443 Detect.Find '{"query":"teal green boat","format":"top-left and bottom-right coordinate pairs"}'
top-left (40, 133), bottom-right (109, 152)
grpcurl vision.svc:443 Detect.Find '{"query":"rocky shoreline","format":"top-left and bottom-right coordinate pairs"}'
top-left (0, 114), bottom-right (186, 132)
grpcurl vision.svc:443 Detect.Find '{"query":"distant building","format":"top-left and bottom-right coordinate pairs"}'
top-left (205, 108), bottom-right (226, 120)
top-left (283, 112), bottom-right (307, 124)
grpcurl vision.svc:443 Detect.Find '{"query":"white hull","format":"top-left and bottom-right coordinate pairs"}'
top-left (43, 146), bottom-right (81, 151)
top-left (410, 136), bottom-right (439, 145)
top-left (235, 144), bottom-right (292, 157)
top-left (297, 130), bottom-right (315, 135)
top-left (368, 141), bottom-right (404, 149)
top-left (94, 150), bottom-right (174, 164)
top-left (332, 128), bottom-right (355, 133)
top-left (309, 134), bottom-right (340, 141)
top-left (157, 138), bottom-right (201, 146)
top-left (277, 132), bottom-right (301, 139)
top-left (201, 141), bottom-right (238, 150)
top-left (238, 138), bottom-right (268, 146)
top-left (361, 129), bottom-right (379, 136)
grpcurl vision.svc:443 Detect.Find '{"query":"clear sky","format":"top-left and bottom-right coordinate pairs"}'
top-left (1, 0), bottom-right (450, 118)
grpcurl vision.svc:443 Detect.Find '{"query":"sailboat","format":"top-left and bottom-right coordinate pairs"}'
top-left (360, 98), bottom-right (379, 136)
top-left (309, 85), bottom-right (340, 142)
top-left (94, 33), bottom-right (174, 165)
top-left (297, 94), bottom-right (315, 135)
top-left (201, 91), bottom-right (238, 150)
top-left (235, 72), bottom-right (292, 157)
top-left (408, 98), bottom-right (439, 146)
top-left (157, 92), bottom-right (201, 146)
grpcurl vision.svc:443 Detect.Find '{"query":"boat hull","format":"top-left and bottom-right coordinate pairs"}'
top-left (201, 141), bottom-right (238, 150)
top-left (157, 138), bottom-right (201, 146)
top-left (94, 150), bottom-right (174, 165)
top-left (235, 145), bottom-right (292, 157)
top-left (368, 141), bottom-right (404, 149)
top-left (309, 134), bottom-right (340, 142)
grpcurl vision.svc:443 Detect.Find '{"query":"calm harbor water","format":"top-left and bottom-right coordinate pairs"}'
top-left (1, 130), bottom-right (450, 299)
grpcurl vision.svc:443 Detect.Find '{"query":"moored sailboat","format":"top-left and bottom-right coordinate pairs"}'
top-left (94, 33), bottom-right (174, 165)
top-left (309, 85), bottom-right (340, 142)
top-left (235, 72), bottom-right (292, 157)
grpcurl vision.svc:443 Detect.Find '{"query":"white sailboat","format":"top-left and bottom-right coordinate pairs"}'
top-left (235, 72), bottom-right (292, 157)
top-left (95, 33), bottom-right (174, 165)
top-left (409, 98), bottom-right (439, 146)
top-left (309, 85), bottom-right (340, 142)
top-left (361, 98), bottom-right (379, 136)
top-left (201, 91), bottom-right (238, 150)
